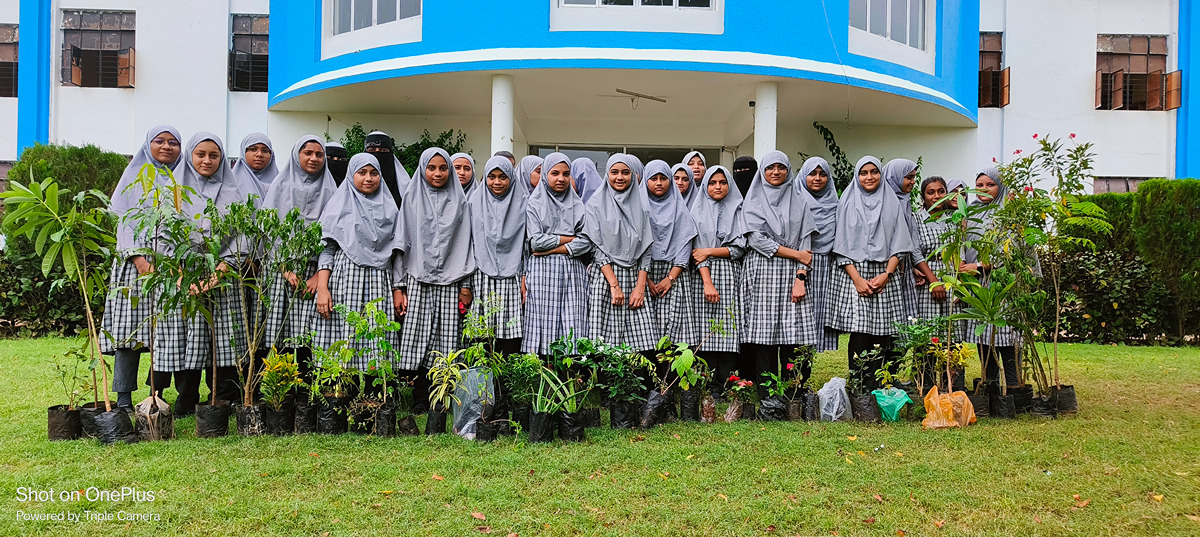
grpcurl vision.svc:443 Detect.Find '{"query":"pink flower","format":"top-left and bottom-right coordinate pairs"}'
top-left (786, 363), bottom-right (794, 371)
top-left (992, 157), bottom-right (998, 163)
top-left (1013, 149), bottom-right (1022, 155)
top-left (931, 337), bottom-right (940, 344)
top-left (1069, 133), bottom-right (1077, 139)
top-left (1024, 186), bottom-right (1034, 192)
top-left (1032, 133), bottom-right (1039, 139)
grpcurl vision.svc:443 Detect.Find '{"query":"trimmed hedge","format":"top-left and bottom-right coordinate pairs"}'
top-left (1, 143), bottom-right (126, 336)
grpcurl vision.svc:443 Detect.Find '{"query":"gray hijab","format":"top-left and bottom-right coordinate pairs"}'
top-left (740, 150), bottom-right (816, 250)
top-left (516, 155), bottom-right (543, 197)
top-left (672, 163), bottom-right (700, 208)
top-left (525, 152), bottom-right (585, 239)
top-left (262, 135), bottom-right (337, 224)
top-left (832, 156), bottom-right (918, 263)
top-left (230, 133), bottom-right (278, 199)
top-left (112, 124), bottom-right (183, 253)
top-left (644, 160), bottom-right (699, 263)
top-left (451, 152), bottom-right (475, 194)
top-left (176, 133), bottom-right (245, 257)
top-left (883, 158), bottom-right (923, 258)
top-left (583, 153), bottom-right (654, 267)
top-left (797, 157), bottom-right (838, 254)
top-left (572, 157), bottom-right (602, 204)
top-left (628, 154), bottom-right (645, 184)
top-left (318, 154), bottom-right (404, 269)
top-left (690, 166), bottom-right (745, 250)
top-left (399, 147), bottom-right (477, 285)
top-left (946, 177), bottom-right (966, 193)
top-left (682, 150), bottom-right (706, 186)
top-left (469, 156), bottom-right (526, 279)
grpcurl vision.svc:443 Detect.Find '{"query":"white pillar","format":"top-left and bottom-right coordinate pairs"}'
top-left (491, 74), bottom-right (515, 156)
top-left (754, 81), bottom-right (778, 161)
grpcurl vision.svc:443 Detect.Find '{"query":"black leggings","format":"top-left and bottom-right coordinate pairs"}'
top-left (846, 332), bottom-right (899, 393)
top-left (701, 350), bottom-right (742, 396)
top-left (978, 344), bottom-right (1019, 387)
top-left (743, 344), bottom-right (811, 399)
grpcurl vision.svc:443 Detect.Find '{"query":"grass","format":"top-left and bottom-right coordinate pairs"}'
top-left (2, 337), bottom-right (1199, 536)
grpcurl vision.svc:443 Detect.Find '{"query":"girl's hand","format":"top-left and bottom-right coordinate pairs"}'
top-left (610, 284), bottom-right (626, 306)
top-left (304, 274), bottom-right (320, 295)
top-left (868, 272), bottom-right (890, 292)
top-left (393, 289), bottom-right (407, 316)
top-left (913, 269), bottom-right (927, 286)
top-left (284, 271), bottom-right (300, 290)
top-left (692, 249), bottom-right (710, 264)
top-left (628, 286), bottom-right (646, 309)
top-left (316, 289), bottom-right (332, 318)
top-left (791, 280), bottom-right (806, 302)
top-left (931, 282), bottom-right (947, 300)
top-left (796, 250), bottom-right (813, 265)
top-left (132, 256), bottom-right (154, 276)
top-left (459, 288), bottom-right (473, 309)
top-left (703, 282), bottom-right (720, 303)
top-left (852, 276), bottom-right (874, 297)
top-left (521, 278), bottom-right (527, 305)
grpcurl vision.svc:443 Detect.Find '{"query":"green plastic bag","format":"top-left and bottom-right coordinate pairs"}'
top-left (872, 387), bottom-right (913, 422)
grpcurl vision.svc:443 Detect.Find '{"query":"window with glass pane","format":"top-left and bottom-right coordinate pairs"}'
top-left (331, 0), bottom-right (420, 34)
top-left (850, 0), bottom-right (867, 30)
top-left (0, 24), bottom-right (16, 98)
top-left (60, 10), bottom-right (135, 88)
top-left (230, 15), bottom-right (268, 92)
top-left (855, 0), bottom-right (925, 50)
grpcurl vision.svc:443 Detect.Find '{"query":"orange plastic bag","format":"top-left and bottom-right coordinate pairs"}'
top-left (921, 386), bottom-right (977, 429)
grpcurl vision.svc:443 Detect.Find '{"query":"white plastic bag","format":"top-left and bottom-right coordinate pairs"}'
top-left (452, 367), bottom-right (495, 440)
top-left (818, 377), bottom-right (852, 422)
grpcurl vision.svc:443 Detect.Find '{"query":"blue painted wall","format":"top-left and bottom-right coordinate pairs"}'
top-left (269, 0), bottom-right (979, 121)
top-left (1178, 0), bottom-right (1197, 178)
top-left (16, 0), bottom-right (52, 156)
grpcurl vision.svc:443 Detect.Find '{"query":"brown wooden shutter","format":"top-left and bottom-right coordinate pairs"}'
top-left (69, 45), bottom-right (83, 86)
top-left (116, 47), bottom-right (134, 87)
top-left (1147, 70), bottom-right (1163, 110)
top-left (979, 68), bottom-right (994, 107)
top-left (1000, 67), bottom-right (1011, 107)
top-left (1166, 70), bottom-right (1182, 110)
top-left (1111, 70), bottom-right (1125, 110)
top-left (1095, 69), bottom-right (1103, 109)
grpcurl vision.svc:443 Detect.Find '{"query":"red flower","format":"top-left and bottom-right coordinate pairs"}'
top-left (458, 302), bottom-right (467, 315)
top-left (1032, 133), bottom-right (1039, 139)
top-left (1069, 133), bottom-right (1077, 139)
top-left (1013, 149), bottom-right (1022, 155)
top-left (786, 362), bottom-right (794, 371)
top-left (931, 337), bottom-right (940, 344)
top-left (728, 375), bottom-right (740, 382)
top-left (992, 157), bottom-right (998, 163)
top-left (1024, 186), bottom-right (1034, 192)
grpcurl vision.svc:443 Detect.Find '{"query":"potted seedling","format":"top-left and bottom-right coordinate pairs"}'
top-left (47, 342), bottom-right (90, 440)
top-left (427, 348), bottom-right (468, 435)
top-left (334, 299), bottom-right (402, 436)
top-left (394, 375), bottom-right (420, 435)
top-left (310, 340), bottom-right (358, 434)
top-left (258, 349), bottom-right (303, 435)
top-left (722, 371), bottom-right (755, 423)
top-left (496, 352), bottom-right (543, 432)
top-left (953, 268), bottom-right (1019, 418)
top-left (848, 347), bottom-right (883, 424)
top-left (1, 172), bottom-right (131, 443)
top-left (545, 351), bottom-right (596, 442)
top-left (453, 297), bottom-right (506, 440)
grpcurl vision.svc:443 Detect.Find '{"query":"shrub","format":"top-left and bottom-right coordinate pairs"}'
top-left (1132, 179), bottom-right (1200, 341)
top-left (6, 143), bottom-right (129, 209)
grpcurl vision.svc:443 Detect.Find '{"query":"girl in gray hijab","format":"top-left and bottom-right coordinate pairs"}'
top-left (688, 165), bottom-right (745, 393)
top-left (962, 166), bottom-right (1020, 389)
top-left (682, 150), bottom-right (707, 187)
top-left (797, 156), bottom-right (841, 353)
top-left (571, 157), bottom-right (603, 204)
top-left (826, 156), bottom-right (919, 393)
top-left (395, 147), bottom-right (476, 374)
top-left (882, 159), bottom-right (944, 320)
top-left (312, 153), bottom-right (407, 370)
top-left (516, 155), bottom-right (543, 197)
top-left (523, 152), bottom-right (593, 355)
top-left (738, 150), bottom-right (821, 397)
top-left (230, 133), bottom-right (278, 199)
top-left (451, 152), bottom-right (475, 193)
top-left (672, 162), bottom-right (700, 208)
top-left (261, 136), bottom-right (338, 356)
top-left (467, 156), bottom-right (527, 355)
top-left (152, 133), bottom-right (248, 414)
top-left (644, 160), bottom-right (700, 347)
top-left (102, 125), bottom-right (183, 410)
top-left (582, 153), bottom-right (658, 353)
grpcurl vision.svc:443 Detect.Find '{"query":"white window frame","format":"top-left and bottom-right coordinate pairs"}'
top-left (322, 0), bottom-right (422, 60)
top-left (550, 0), bottom-right (724, 35)
top-left (848, 0), bottom-right (936, 74)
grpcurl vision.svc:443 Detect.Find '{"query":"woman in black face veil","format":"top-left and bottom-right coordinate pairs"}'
top-left (363, 131), bottom-right (411, 207)
top-left (325, 142), bottom-right (349, 186)
top-left (732, 156), bottom-right (757, 197)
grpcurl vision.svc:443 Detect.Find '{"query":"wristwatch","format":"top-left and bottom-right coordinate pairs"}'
top-left (794, 272), bottom-right (807, 281)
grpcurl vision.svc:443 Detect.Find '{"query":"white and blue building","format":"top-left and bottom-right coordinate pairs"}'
top-left (5, 1), bottom-right (1197, 190)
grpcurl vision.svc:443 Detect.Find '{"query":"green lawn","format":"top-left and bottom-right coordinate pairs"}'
top-left (2, 338), bottom-right (1199, 536)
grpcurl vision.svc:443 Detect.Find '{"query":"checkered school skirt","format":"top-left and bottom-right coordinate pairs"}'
top-left (262, 259), bottom-right (320, 349)
top-left (522, 254), bottom-right (589, 355)
top-left (807, 253), bottom-right (841, 352)
top-left (398, 277), bottom-right (464, 370)
top-left (586, 263), bottom-right (660, 352)
top-left (469, 271), bottom-right (523, 341)
top-left (738, 251), bottom-right (819, 346)
top-left (99, 256), bottom-right (156, 354)
top-left (310, 251), bottom-right (400, 369)
top-left (690, 257), bottom-right (742, 353)
top-left (151, 304), bottom-right (209, 372)
top-left (825, 259), bottom-right (909, 336)
top-left (199, 276), bottom-right (250, 368)
top-left (648, 260), bottom-right (700, 347)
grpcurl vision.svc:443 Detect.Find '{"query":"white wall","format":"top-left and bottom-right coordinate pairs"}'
top-left (47, 1), bottom-right (268, 157)
top-left (976, 0), bottom-right (1179, 185)
top-left (1, 0), bottom-right (17, 161)
top-left (267, 111), bottom-right (493, 164)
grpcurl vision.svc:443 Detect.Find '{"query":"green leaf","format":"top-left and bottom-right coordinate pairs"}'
top-left (42, 243), bottom-right (63, 277)
top-left (62, 243), bottom-right (79, 279)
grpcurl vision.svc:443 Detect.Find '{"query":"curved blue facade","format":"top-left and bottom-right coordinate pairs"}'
top-left (269, 0), bottom-right (979, 121)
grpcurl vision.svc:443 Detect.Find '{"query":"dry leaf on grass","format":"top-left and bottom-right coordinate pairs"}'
top-left (863, 517), bottom-right (876, 524)
top-left (472, 512), bottom-right (486, 521)
top-left (475, 526), bottom-right (492, 534)
top-left (934, 520), bottom-right (945, 528)
top-left (432, 474), bottom-right (445, 481)
top-left (873, 494), bottom-right (883, 503)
